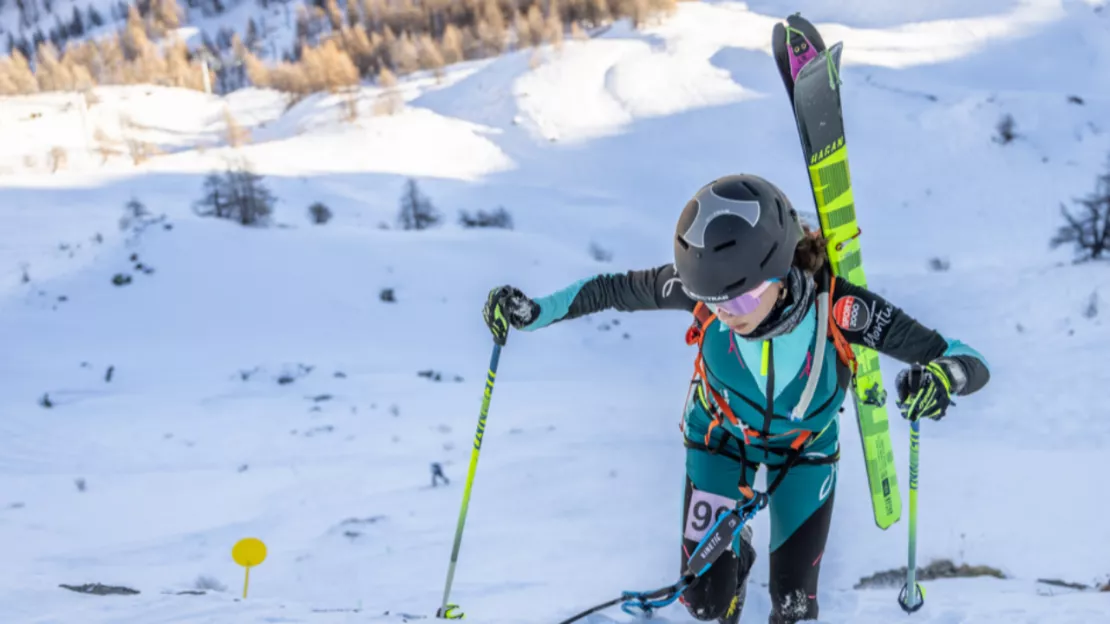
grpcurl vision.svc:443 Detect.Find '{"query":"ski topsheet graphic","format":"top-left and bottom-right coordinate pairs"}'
top-left (773, 15), bottom-right (902, 530)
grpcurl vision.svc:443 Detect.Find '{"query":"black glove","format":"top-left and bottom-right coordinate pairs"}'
top-left (895, 359), bottom-right (962, 421)
top-left (482, 286), bottom-right (540, 345)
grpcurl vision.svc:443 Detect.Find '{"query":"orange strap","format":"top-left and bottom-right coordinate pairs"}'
top-left (686, 303), bottom-right (746, 446)
top-left (826, 276), bottom-right (859, 375)
top-left (685, 302), bottom-right (715, 346)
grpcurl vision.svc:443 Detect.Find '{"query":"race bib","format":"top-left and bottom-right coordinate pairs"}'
top-left (684, 488), bottom-right (737, 542)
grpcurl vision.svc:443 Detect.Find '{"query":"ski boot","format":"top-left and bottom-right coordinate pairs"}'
top-left (718, 524), bottom-right (756, 624)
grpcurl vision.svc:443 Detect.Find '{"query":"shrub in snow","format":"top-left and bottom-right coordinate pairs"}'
top-left (994, 114), bottom-right (1017, 144)
top-left (928, 257), bottom-right (950, 272)
top-left (275, 363), bottom-right (314, 385)
top-left (193, 159), bottom-right (276, 227)
top-left (589, 241), bottom-right (613, 262)
top-left (308, 201), bottom-right (333, 225)
top-left (379, 287), bottom-right (396, 302)
top-left (418, 369), bottom-right (464, 382)
top-left (1084, 291), bottom-right (1099, 319)
top-left (48, 146), bottom-right (68, 173)
top-left (59, 583), bottom-right (138, 595)
top-left (854, 559), bottom-right (1005, 590)
top-left (194, 575), bottom-right (226, 592)
top-left (1051, 154), bottom-right (1110, 261)
top-left (459, 207), bottom-right (513, 229)
top-left (119, 197), bottom-right (149, 232)
top-left (397, 179), bottom-right (440, 230)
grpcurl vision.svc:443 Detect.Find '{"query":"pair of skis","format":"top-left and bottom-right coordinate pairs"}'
top-left (772, 13), bottom-right (924, 613)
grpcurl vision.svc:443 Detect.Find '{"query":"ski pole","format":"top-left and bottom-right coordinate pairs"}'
top-left (898, 418), bottom-right (925, 613)
top-left (436, 341), bottom-right (503, 620)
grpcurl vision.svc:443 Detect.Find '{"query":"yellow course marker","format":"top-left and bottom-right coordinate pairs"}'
top-left (232, 537), bottom-right (268, 598)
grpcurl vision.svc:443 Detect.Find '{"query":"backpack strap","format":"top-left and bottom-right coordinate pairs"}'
top-left (684, 302), bottom-right (715, 346)
top-left (683, 302), bottom-right (749, 447)
top-left (826, 275), bottom-right (859, 375)
top-left (791, 288), bottom-right (829, 421)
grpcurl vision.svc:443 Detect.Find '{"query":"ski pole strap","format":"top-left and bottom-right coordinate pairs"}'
top-left (618, 577), bottom-right (693, 618)
top-left (685, 493), bottom-right (769, 579)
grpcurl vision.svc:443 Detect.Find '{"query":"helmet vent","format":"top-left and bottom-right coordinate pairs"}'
top-left (712, 240), bottom-right (736, 252)
top-left (676, 235), bottom-right (689, 250)
top-left (760, 242), bottom-right (779, 268)
top-left (724, 277), bottom-right (747, 292)
top-left (775, 197), bottom-right (785, 226)
top-left (741, 180), bottom-right (760, 196)
top-left (712, 179), bottom-right (754, 201)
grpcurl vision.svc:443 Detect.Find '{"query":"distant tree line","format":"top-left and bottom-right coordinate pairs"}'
top-left (0, 3), bottom-right (207, 95)
top-left (0, 0), bottom-right (677, 96)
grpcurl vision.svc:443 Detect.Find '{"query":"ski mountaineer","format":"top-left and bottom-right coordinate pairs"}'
top-left (480, 174), bottom-right (990, 624)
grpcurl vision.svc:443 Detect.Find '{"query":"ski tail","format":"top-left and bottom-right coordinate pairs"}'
top-left (772, 14), bottom-right (827, 102)
top-left (784, 14), bottom-right (823, 81)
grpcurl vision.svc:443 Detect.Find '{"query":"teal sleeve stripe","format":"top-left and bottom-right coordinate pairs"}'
top-left (520, 278), bottom-right (591, 331)
top-left (943, 339), bottom-right (990, 373)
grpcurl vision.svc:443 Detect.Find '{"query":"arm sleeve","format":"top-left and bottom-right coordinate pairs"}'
top-left (830, 279), bottom-right (991, 396)
top-left (521, 263), bottom-right (696, 331)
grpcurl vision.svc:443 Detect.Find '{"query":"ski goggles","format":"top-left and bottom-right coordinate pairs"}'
top-left (705, 278), bottom-right (778, 316)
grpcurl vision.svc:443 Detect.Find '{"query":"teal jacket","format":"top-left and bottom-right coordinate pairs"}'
top-left (521, 263), bottom-right (990, 451)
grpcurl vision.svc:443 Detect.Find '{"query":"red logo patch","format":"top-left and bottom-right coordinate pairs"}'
top-left (833, 295), bottom-right (871, 332)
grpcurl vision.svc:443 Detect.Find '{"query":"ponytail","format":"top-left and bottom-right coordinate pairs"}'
top-left (793, 223), bottom-right (829, 275)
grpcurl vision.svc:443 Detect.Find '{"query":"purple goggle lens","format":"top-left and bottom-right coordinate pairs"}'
top-left (708, 279), bottom-right (777, 316)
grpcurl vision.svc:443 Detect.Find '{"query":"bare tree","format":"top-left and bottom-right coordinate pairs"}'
top-left (194, 159), bottom-right (277, 227)
top-left (441, 24), bottom-right (463, 64)
top-left (417, 33), bottom-right (444, 77)
top-left (48, 146), bottom-right (67, 172)
top-left (392, 31), bottom-right (419, 74)
top-left (1051, 155), bottom-right (1110, 261)
top-left (224, 106), bottom-right (251, 147)
top-left (373, 66), bottom-right (401, 115)
top-left (397, 178), bottom-right (440, 230)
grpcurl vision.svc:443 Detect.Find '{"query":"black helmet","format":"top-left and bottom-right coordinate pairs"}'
top-left (673, 174), bottom-right (803, 302)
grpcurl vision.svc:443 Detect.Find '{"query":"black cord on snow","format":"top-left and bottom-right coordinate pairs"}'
top-left (554, 495), bottom-right (769, 624)
top-left (554, 577), bottom-right (693, 624)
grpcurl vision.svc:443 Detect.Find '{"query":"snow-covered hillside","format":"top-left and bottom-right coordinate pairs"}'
top-left (2, 1), bottom-right (1110, 623)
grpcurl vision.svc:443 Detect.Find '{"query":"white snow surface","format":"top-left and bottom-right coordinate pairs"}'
top-left (2, 1), bottom-right (1110, 623)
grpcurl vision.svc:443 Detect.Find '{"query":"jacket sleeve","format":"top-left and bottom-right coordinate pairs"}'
top-left (520, 263), bottom-right (696, 331)
top-left (830, 278), bottom-right (990, 396)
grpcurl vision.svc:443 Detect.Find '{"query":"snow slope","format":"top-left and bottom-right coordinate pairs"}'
top-left (2, 1), bottom-right (1110, 623)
